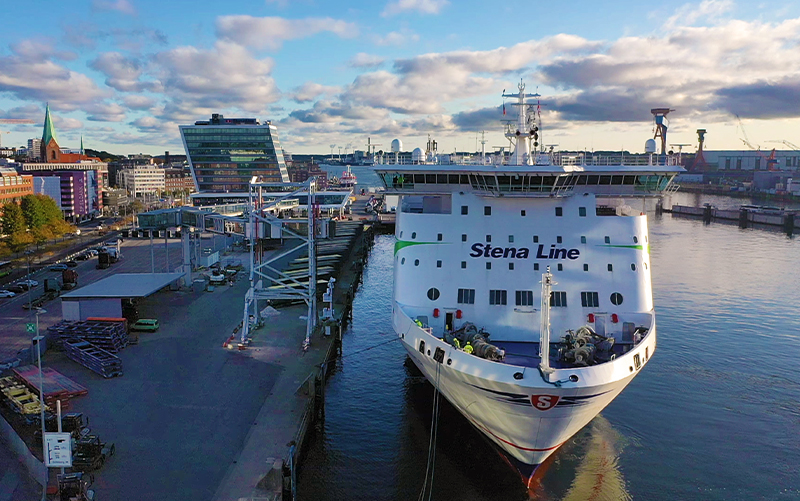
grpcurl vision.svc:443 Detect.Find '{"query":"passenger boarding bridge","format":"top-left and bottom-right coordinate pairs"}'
top-left (137, 179), bottom-right (351, 348)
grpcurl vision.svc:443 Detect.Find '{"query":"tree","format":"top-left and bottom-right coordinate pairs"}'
top-left (20, 194), bottom-right (47, 229)
top-left (7, 230), bottom-right (33, 253)
top-left (1, 202), bottom-right (26, 236)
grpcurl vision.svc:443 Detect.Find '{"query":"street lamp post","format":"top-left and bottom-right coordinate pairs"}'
top-left (25, 250), bottom-right (33, 311)
top-left (34, 307), bottom-right (47, 500)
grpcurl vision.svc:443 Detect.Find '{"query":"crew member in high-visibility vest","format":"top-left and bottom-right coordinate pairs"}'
top-left (453, 338), bottom-right (461, 349)
top-left (464, 342), bottom-right (474, 354)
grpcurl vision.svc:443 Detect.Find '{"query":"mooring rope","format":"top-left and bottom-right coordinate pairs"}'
top-left (418, 360), bottom-right (442, 501)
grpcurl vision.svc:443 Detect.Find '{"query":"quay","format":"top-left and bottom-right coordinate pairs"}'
top-left (663, 203), bottom-right (798, 234)
top-left (0, 205), bottom-right (377, 499)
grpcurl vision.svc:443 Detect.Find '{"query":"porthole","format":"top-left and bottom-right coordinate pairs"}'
top-left (427, 288), bottom-right (440, 301)
top-left (414, 259), bottom-right (420, 266)
top-left (610, 292), bottom-right (623, 305)
top-left (633, 236), bottom-right (639, 243)
top-left (401, 258), bottom-right (405, 264)
top-left (399, 231), bottom-right (403, 238)
top-left (631, 263), bottom-right (636, 271)
top-left (411, 232), bottom-right (417, 239)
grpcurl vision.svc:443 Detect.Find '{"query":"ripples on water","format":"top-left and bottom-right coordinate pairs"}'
top-left (298, 192), bottom-right (800, 500)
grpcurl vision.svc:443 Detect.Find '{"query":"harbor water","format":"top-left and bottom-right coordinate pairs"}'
top-left (298, 192), bottom-right (800, 500)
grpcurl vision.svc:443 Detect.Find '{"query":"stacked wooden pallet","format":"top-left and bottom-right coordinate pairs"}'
top-left (47, 319), bottom-right (129, 353)
top-left (13, 366), bottom-right (88, 409)
top-left (0, 376), bottom-right (47, 416)
top-left (63, 341), bottom-right (123, 379)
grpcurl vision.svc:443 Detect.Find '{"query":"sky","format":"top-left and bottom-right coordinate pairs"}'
top-left (2, 0), bottom-right (800, 157)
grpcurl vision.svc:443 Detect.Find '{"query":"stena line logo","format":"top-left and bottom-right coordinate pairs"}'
top-left (469, 243), bottom-right (580, 260)
top-left (531, 395), bottom-right (560, 411)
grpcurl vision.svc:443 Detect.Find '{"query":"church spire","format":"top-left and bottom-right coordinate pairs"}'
top-left (80, 135), bottom-right (84, 156)
top-left (42, 103), bottom-right (58, 146)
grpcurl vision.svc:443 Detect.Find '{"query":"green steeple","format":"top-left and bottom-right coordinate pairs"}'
top-left (80, 136), bottom-right (84, 155)
top-left (42, 103), bottom-right (57, 146)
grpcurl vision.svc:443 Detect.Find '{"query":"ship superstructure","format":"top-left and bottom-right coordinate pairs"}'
top-left (375, 82), bottom-right (683, 487)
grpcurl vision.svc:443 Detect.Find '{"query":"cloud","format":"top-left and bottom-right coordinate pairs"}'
top-left (215, 15), bottom-right (358, 50)
top-left (288, 82), bottom-right (341, 103)
top-left (349, 53), bottom-right (385, 68)
top-left (372, 29), bottom-right (420, 47)
top-left (663, 0), bottom-right (733, 30)
top-left (451, 106), bottom-right (506, 130)
top-left (0, 50), bottom-right (110, 111)
top-left (382, 0), bottom-right (448, 17)
top-left (151, 41), bottom-right (280, 119)
top-left (92, 0), bottom-right (136, 15)
top-left (85, 102), bottom-right (126, 122)
top-left (53, 117), bottom-right (84, 130)
top-left (122, 94), bottom-right (156, 110)
top-left (10, 40), bottom-right (76, 61)
top-left (712, 80), bottom-right (800, 119)
top-left (63, 24), bottom-right (168, 51)
top-left (289, 100), bottom-right (389, 123)
top-left (88, 52), bottom-right (160, 92)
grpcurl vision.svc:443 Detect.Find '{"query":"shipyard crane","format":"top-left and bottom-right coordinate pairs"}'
top-left (0, 118), bottom-right (35, 147)
top-left (735, 114), bottom-right (761, 151)
top-left (669, 143), bottom-right (692, 165)
top-left (766, 139), bottom-right (800, 153)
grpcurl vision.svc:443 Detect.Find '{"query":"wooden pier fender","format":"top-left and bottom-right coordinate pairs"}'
top-left (739, 207), bottom-right (749, 228)
top-left (784, 212), bottom-right (795, 236)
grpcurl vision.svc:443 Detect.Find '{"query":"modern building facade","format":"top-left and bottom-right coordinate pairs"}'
top-left (33, 176), bottom-right (62, 209)
top-left (121, 167), bottom-right (166, 197)
top-left (179, 113), bottom-right (290, 194)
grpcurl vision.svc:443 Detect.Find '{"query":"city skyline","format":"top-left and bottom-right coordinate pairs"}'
top-left (1, 0), bottom-right (800, 156)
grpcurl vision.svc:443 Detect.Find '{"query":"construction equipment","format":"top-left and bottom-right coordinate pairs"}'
top-left (62, 268), bottom-right (78, 289)
top-left (57, 472), bottom-right (95, 501)
top-left (72, 435), bottom-right (115, 472)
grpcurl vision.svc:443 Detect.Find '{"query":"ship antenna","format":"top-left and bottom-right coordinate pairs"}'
top-left (539, 266), bottom-right (556, 379)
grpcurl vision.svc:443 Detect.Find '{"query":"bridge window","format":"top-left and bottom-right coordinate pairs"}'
top-left (489, 290), bottom-right (507, 305)
top-left (581, 292), bottom-right (599, 308)
top-left (457, 288), bottom-right (475, 304)
top-left (550, 291), bottom-right (567, 307)
top-left (515, 290), bottom-right (534, 306)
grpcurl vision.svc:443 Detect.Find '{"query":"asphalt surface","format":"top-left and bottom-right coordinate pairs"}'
top-left (1, 232), bottom-right (250, 500)
top-left (0, 435), bottom-right (40, 501)
top-left (45, 274), bottom-right (283, 500)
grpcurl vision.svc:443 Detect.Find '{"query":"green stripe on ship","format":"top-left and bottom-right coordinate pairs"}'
top-left (394, 240), bottom-right (447, 255)
top-left (597, 244), bottom-right (651, 252)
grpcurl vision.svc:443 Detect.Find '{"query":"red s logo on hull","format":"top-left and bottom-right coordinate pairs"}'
top-left (530, 395), bottom-right (560, 411)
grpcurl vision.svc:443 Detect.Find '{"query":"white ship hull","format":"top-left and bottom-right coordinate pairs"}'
top-left (394, 304), bottom-right (656, 484)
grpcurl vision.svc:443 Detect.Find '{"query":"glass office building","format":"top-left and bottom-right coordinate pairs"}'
top-left (180, 114), bottom-right (290, 193)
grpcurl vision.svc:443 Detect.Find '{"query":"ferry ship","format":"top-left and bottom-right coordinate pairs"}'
top-left (374, 82), bottom-right (683, 488)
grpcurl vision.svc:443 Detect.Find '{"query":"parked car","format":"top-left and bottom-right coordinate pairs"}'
top-left (66, 260), bottom-right (78, 267)
top-left (0, 290), bottom-right (16, 298)
top-left (18, 279), bottom-right (38, 288)
top-left (49, 264), bottom-right (68, 271)
top-left (6, 285), bottom-right (25, 294)
top-left (131, 319), bottom-right (159, 332)
top-left (75, 253), bottom-right (90, 261)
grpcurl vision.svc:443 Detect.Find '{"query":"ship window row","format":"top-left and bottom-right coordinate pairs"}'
top-left (452, 288), bottom-right (622, 307)
top-left (420, 231), bottom-right (642, 245)
top-left (382, 172), bottom-right (673, 192)
top-left (401, 257), bottom-right (642, 273)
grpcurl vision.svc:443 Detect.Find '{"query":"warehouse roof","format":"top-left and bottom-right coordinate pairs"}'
top-left (61, 273), bottom-right (184, 299)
